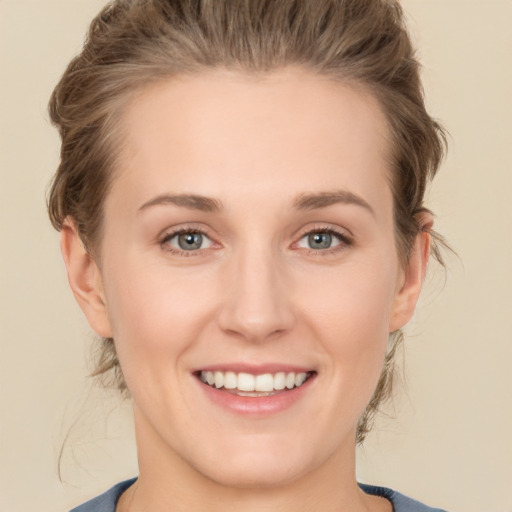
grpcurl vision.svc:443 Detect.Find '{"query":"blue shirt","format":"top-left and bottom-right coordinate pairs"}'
top-left (70, 478), bottom-right (449, 511)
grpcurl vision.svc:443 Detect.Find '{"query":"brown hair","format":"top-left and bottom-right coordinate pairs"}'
top-left (48, 0), bottom-right (446, 443)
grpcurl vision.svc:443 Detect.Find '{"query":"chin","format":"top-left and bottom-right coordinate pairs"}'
top-left (183, 432), bottom-right (329, 490)
top-left (197, 456), bottom-right (309, 490)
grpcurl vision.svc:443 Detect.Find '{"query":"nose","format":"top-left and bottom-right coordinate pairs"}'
top-left (217, 243), bottom-right (296, 343)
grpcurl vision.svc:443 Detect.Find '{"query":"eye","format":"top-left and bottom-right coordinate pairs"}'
top-left (162, 229), bottom-right (213, 252)
top-left (296, 229), bottom-right (351, 252)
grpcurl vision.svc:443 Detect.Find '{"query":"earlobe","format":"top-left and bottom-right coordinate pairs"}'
top-left (389, 213), bottom-right (433, 333)
top-left (60, 218), bottom-right (113, 338)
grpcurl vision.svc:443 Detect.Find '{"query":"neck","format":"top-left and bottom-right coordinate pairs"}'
top-left (118, 408), bottom-right (388, 512)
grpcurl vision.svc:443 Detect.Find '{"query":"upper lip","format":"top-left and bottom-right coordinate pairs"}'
top-left (192, 363), bottom-right (315, 375)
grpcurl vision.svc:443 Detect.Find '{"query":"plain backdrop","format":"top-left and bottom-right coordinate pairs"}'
top-left (1, 1), bottom-right (511, 511)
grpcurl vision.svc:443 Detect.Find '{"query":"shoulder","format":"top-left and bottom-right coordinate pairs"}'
top-left (359, 483), bottom-right (449, 512)
top-left (69, 478), bottom-right (137, 512)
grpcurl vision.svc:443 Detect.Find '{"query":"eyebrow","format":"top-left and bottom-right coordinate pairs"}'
top-left (138, 194), bottom-right (223, 213)
top-left (292, 190), bottom-right (375, 217)
top-left (138, 189), bottom-right (374, 216)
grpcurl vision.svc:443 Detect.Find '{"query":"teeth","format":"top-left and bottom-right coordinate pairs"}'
top-left (200, 370), bottom-right (310, 392)
top-left (295, 372), bottom-right (307, 387)
top-left (274, 372), bottom-right (286, 390)
top-left (214, 371), bottom-right (224, 389)
top-left (223, 371), bottom-right (237, 389)
top-left (237, 372), bottom-right (255, 391)
top-left (255, 373), bottom-right (274, 392)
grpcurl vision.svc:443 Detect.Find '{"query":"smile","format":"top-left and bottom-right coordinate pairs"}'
top-left (198, 370), bottom-right (315, 396)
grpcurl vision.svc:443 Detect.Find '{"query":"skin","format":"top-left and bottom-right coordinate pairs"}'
top-left (61, 68), bottom-right (431, 512)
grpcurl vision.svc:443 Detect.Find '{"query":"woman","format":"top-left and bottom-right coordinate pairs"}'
top-left (48, 1), bottom-right (448, 511)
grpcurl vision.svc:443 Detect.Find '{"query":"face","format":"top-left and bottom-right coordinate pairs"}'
top-left (65, 68), bottom-right (427, 489)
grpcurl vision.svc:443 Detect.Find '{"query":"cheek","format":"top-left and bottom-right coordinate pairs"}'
top-left (101, 260), bottom-right (220, 381)
top-left (297, 257), bottom-right (398, 396)
top-left (299, 256), bottom-right (398, 340)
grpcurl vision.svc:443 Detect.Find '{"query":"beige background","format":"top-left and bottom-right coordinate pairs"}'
top-left (1, 1), bottom-right (511, 511)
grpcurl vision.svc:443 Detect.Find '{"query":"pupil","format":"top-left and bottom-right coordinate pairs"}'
top-left (309, 232), bottom-right (331, 249)
top-left (178, 233), bottom-right (202, 250)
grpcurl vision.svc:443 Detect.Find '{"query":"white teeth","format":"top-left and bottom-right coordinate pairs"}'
top-left (223, 371), bottom-right (237, 389)
top-left (255, 373), bottom-right (274, 392)
top-left (237, 372), bottom-right (255, 391)
top-left (199, 370), bottom-right (310, 392)
top-left (214, 371), bottom-right (224, 389)
top-left (274, 372), bottom-right (286, 390)
top-left (295, 373), bottom-right (307, 387)
top-left (285, 372), bottom-right (295, 389)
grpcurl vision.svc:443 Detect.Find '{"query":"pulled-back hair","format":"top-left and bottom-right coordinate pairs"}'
top-left (48, 0), bottom-right (446, 443)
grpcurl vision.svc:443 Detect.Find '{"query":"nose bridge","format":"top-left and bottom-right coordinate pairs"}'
top-left (218, 236), bottom-right (294, 342)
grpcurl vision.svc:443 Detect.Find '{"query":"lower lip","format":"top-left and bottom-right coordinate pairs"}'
top-left (196, 375), bottom-right (316, 416)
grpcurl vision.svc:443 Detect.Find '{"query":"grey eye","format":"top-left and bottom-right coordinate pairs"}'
top-left (178, 233), bottom-right (204, 250)
top-left (308, 232), bottom-right (333, 249)
top-left (297, 231), bottom-right (342, 251)
top-left (165, 231), bottom-right (213, 251)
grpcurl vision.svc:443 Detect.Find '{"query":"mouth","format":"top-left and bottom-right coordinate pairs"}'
top-left (196, 370), bottom-right (316, 397)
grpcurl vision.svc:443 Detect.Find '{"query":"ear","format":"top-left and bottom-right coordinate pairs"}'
top-left (389, 212), bottom-right (433, 332)
top-left (60, 218), bottom-right (113, 338)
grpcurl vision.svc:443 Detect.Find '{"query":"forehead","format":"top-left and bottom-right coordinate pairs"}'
top-left (113, 68), bottom-right (392, 214)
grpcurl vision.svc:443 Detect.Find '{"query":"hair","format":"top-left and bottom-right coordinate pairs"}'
top-left (48, 0), bottom-right (447, 443)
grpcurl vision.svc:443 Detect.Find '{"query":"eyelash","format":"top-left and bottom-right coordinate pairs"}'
top-left (295, 226), bottom-right (353, 256)
top-left (159, 225), bottom-right (353, 257)
top-left (160, 226), bottom-right (214, 257)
